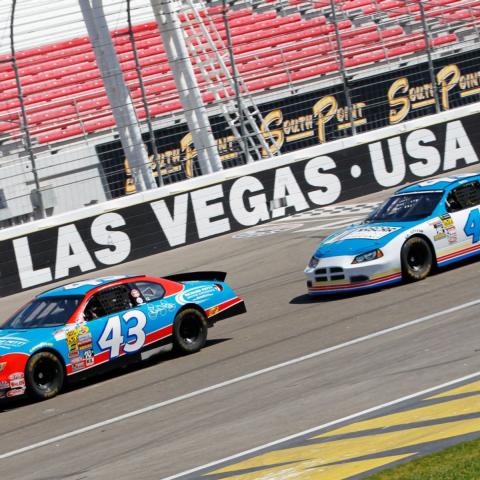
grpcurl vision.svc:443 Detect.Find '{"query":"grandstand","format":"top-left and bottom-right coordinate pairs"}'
top-left (0, 0), bottom-right (479, 226)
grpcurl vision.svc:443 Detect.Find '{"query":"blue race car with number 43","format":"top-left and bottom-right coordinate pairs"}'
top-left (305, 173), bottom-right (480, 294)
top-left (0, 272), bottom-right (246, 400)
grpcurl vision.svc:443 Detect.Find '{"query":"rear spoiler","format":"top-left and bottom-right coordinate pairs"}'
top-left (163, 271), bottom-right (227, 283)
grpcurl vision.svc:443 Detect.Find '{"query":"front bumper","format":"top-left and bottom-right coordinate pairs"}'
top-left (304, 255), bottom-right (402, 295)
top-left (0, 353), bottom-right (28, 399)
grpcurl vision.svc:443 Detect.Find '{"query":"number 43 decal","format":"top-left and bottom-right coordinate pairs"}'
top-left (464, 208), bottom-right (480, 244)
top-left (98, 310), bottom-right (147, 358)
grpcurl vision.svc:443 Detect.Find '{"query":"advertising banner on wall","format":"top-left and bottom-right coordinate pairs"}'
top-left (1, 113), bottom-right (479, 296)
top-left (96, 49), bottom-right (480, 198)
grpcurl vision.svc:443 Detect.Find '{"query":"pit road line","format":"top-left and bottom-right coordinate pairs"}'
top-left (2, 297), bottom-right (480, 461)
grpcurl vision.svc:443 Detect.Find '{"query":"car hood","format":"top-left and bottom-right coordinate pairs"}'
top-left (0, 328), bottom-right (55, 355)
top-left (314, 222), bottom-right (415, 258)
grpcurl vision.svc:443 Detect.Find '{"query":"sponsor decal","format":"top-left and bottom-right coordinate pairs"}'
top-left (430, 221), bottom-right (447, 241)
top-left (84, 349), bottom-right (94, 367)
top-left (66, 330), bottom-right (79, 352)
top-left (53, 329), bottom-right (66, 341)
top-left (447, 225), bottom-right (458, 243)
top-left (9, 378), bottom-right (25, 389)
top-left (77, 325), bottom-right (90, 336)
top-left (435, 214), bottom-right (457, 242)
top-left (324, 226), bottom-right (401, 243)
top-left (78, 341), bottom-right (93, 351)
top-left (66, 325), bottom-right (93, 352)
top-left (147, 302), bottom-right (176, 320)
top-left (0, 334), bottom-right (29, 350)
top-left (8, 372), bottom-right (24, 381)
top-left (440, 213), bottom-right (454, 227)
top-left (70, 356), bottom-right (86, 371)
top-left (176, 285), bottom-right (218, 305)
top-left (0, 380), bottom-right (10, 389)
top-left (6, 388), bottom-right (25, 398)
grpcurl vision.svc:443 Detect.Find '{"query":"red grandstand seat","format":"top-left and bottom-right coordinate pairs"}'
top-left (362, 0), bottom-right (404, 15)
top-left (342, 0), bottom-right (375, 11)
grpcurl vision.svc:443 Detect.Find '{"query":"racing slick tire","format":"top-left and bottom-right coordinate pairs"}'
top-left (26, 351), bottom-right (65, 400)
top-left (401, 236), bottom-right (433, 282)
top-left (172, 308), bottom-right (208, 355)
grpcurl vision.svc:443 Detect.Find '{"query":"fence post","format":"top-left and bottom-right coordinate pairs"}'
top-left (419, 0), bottom-right (441, 113)
top-left (330, 0), bottom-right (356, 135)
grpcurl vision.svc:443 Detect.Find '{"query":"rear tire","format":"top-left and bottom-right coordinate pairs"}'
top-left (401, 237), bottom-right (433, 282)
top-left (25, 351), bottom-right (64, 400)
top-left (172, 308), bottom-right (208, 355)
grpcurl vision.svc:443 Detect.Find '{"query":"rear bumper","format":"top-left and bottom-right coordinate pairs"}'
top-left (206, 298), bottom-right (246, 326)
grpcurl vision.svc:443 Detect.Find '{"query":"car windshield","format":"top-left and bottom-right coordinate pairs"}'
top-left (365, 192), bottom-right (443, 223)
top-left (1, 296), bottom-right (82, 329)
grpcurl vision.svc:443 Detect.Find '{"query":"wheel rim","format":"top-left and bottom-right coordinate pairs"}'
top-left (33, 358), bottom-right (58, 391)
top-left (179, 315), bottom-right (202, 345)
top-left (407, 242), bottom-right (429, 272)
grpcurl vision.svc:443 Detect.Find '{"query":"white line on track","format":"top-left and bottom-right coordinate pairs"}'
top-left (1, 297), bottom-right (480, 461)
top-left (162, 370), bottom-right (480, 480)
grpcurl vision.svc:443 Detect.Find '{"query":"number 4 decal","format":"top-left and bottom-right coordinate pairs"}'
top-left (98, 310), bottom-right (147, 358)
top-left (464, 208), bottom-right (480, 244)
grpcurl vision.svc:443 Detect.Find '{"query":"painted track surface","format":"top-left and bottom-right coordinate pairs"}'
top-left (2, 167), bottom-right (480, 479)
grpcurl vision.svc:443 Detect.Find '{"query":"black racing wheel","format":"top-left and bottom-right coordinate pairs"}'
top-left (26, 351), bottom-right (65, 400)
top-left (401, 237), bottom-right (433, 282)
top-left (172, 308), bottom-right (208, 355)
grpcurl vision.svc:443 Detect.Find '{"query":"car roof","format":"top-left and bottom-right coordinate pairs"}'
top-left (38, 275), bottom-right (140, 298)
top-left (397, 173), bottom-right (480, 194)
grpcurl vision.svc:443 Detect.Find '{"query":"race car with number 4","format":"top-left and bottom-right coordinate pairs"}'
top-left (305, 173), bottom-right (480, 295)
top-left (0, 272), bottom-right (245, 400)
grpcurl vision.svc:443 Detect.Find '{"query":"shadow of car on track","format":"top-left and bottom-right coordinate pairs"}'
top-left (0, 338), bottom-right (231, 412)
top-left (289, 281), bottom-right (407, 304)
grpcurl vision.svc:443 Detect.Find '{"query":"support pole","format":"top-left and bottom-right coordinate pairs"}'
top-left (222, 0), bottom-right (251, 164)
top-left (10, 0), bottom-right (46, 219)
top-left (127, 0), bottom-right (163, 186)
top-left (80, 0), bottom-right (156, 192)
top-left (150, 0), bottom-right (222, 174)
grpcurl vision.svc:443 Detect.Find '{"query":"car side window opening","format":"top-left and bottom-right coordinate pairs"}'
top-left (84, 285), bottom-right (134, 320)
top-left (446, 182), bottom-right (480, 212)
top-left (134, 281), bottom-right (165, 302)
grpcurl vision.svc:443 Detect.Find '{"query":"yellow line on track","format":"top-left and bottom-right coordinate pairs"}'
top-left (203, 380), bottom-right (480, 479)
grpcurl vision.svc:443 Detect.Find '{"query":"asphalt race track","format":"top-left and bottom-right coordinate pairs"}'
top-left (2, 167), bottom-right (480, 480)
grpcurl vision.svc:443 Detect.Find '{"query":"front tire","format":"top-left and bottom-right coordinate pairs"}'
top-left (172, 308), bottom-right (208, 355)
top-left (401, 237), bottom-right (433, 282)
top-left (26, 351), bottom-right (64, 400)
